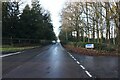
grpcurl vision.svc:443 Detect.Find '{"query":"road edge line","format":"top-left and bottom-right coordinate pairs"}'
top-left (0, 52), bottom-right (21, 58)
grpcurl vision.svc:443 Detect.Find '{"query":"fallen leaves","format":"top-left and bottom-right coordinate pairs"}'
top-left (64, 45), bottom-right (119, 56)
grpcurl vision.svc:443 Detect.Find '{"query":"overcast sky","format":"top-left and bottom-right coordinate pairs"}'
top-left (40, 0), bottom-right (67, 37)
top-left (20, 0), bottom-right (67, 37)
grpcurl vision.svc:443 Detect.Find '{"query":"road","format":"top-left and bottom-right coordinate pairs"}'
top-left (2, 43), bottom-right (119, 78)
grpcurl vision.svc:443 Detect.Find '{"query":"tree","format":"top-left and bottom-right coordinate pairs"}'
top-left (2, 1), bottom-right (20, 38)
top-left (2, 0), bottom-right (56, 42)
top-left (60, 1), bottom-right (119, 53)
top-left (19, 1), bottom-right (56, 40)
top-left (31, 0), bottom-right (56, 40)
top-left (19, 4), bottom-right (34, 38)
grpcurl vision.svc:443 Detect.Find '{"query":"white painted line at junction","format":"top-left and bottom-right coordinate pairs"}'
top-left (85, 70), bottom-right (92, 77)
top-left (67, 52), bottom-right (70, 54)
top-left (70, 54), bottom-right (72, 56)
top-left (0, 52), bottom-right (21, 58)
top-left (67, 52), bottom-right (93, 78)
top-left (71, 55), bottom-right (73, 57)
top-left (77, 61), bottom-right (80, 64)
top-left (71, 56), bottom-right (74, 58)
top-left (80, 65), bottom-right (85, 69)
top-left (73, 58), bottom-right (77, 61)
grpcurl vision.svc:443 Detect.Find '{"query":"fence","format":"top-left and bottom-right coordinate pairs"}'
top-left (2, 38), bottom-right (52, 46)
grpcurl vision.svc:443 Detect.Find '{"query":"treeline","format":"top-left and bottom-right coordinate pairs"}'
top-left (2, 0), bottom-right (56, 41)
top-left (60, 2), bottom-right (120, 52)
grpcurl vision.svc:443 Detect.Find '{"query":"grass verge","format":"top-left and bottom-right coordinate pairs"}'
top-left (0, 45), bottom-right (40, 52)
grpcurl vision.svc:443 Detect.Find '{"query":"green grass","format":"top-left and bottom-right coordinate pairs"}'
top-left (0, 45), bottom-right (40, 52)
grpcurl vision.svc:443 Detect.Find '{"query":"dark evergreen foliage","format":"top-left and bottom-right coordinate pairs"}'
top-left (2, 1), bottom-right (56, 40)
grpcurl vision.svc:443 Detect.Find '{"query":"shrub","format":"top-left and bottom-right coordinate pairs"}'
top-left (66, 41), bottom-right (116, 52)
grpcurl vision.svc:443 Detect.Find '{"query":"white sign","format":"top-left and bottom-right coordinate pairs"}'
top-left (85, 44), bottom-right (94, 49)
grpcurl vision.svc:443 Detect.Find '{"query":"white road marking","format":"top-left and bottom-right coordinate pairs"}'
top-left (0, 52), bottom-right (21, 58)
top-left (85, 70), bottom-right (92, 77)
top-left (77, 61), bottom-right (80, 64)
top-left (68, 52), bottom-right (93, 78)
top-left (71, 55), bottom-right (74, 57)
top-left (80, 65), bottom-right (85, 69)
top-left (68, 52), bottom-right (70, 54)
top-left (71, 56), bottom-right (74, 59)
top-left (73, 58), bottom-right (76, 61)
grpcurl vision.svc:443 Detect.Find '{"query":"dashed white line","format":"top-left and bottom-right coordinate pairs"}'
top-left (71, 56), bottom-right (74, 59)
top-left (80, 65), bottom-right (85, 69)
top-left (67, 52), bottom-right (93, 78)
top-left (85, 70), bottom-right (92, 77)
top-left (76, 61), bottom-right (80, 64)
top-left (73, 58), bottom-right (77, 61)
top-left (68, 52), bottom-right (70, 54)
top-left (0, 52), bottom-right (21, 58)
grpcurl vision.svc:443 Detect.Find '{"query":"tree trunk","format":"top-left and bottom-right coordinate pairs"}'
top-left (105, 2), bottom-right (110, 46)
top-left (118, 29), bottom-right (120, 54)
top-left (92, 17), bottom-right (95, 43)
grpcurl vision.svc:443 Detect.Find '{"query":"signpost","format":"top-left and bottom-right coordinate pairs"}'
top-left (85, 44), bottom-right (94, 49)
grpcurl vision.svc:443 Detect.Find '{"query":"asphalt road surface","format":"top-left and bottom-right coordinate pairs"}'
top-left (2, 43), bottom-right (119, 78)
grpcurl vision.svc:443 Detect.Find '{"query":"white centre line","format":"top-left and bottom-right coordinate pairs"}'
top-left (85, 70), bottom-right (92, 77)
top-left (0, 52), bottom-right (21, 58)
